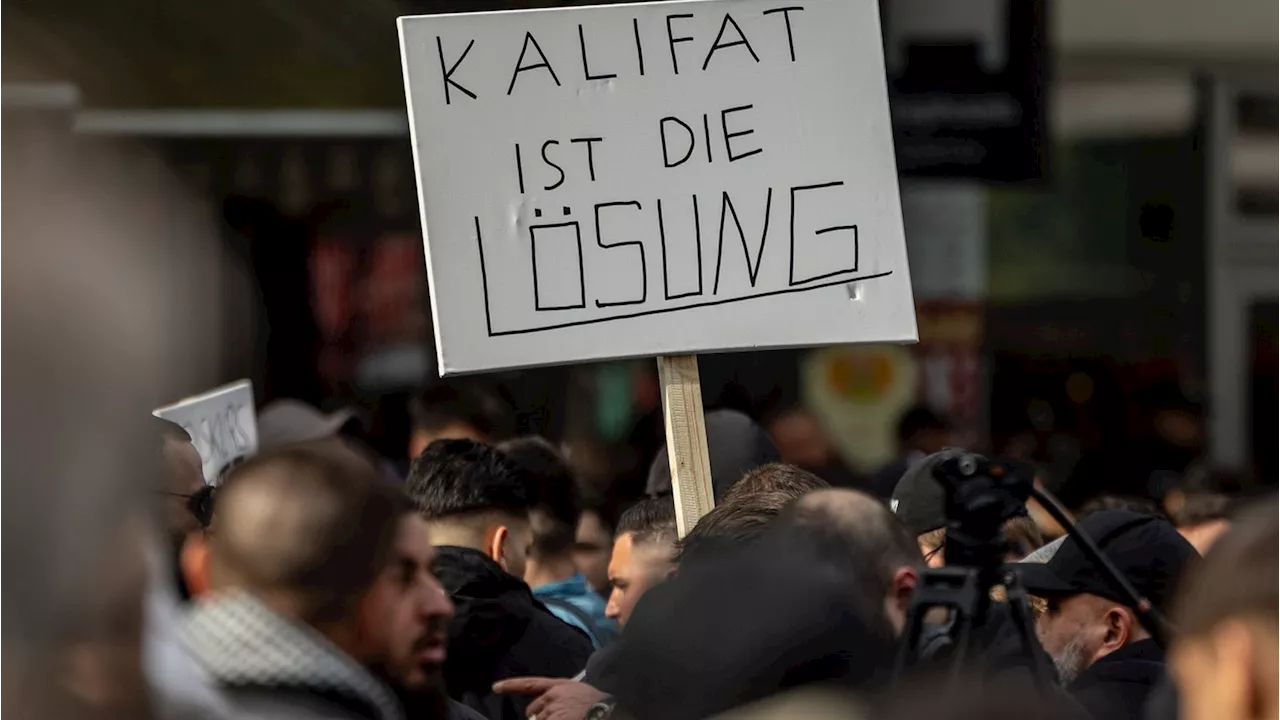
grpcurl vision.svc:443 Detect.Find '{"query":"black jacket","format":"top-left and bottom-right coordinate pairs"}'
top-left (604, 528), bottom-right (896, 720)
top-left (434, 546), bottom-right (593, 720)
top-left (1143, 677), bottom-right (1179, 720)
top-left (1070, 639), bottom-right (1167, 720)
top-left (580, 644), bottom-right (620, 694)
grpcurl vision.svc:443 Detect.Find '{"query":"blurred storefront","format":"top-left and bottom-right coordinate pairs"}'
top-left (1062, 4), bottom-right (1280, 482)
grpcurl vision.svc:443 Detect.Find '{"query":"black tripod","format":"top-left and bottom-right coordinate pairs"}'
top-left (893, 451), bottom-right (1172, 691)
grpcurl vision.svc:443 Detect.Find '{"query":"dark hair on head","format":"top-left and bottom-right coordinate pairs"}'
top-left (212, 442), bottom-right (414, 622)
top-left (406, 438), bottom-right (533, 520)
top-left (1170, 492), bottom-right (1233, 528)
top-left (498, 436), bottom-right (579, 558)
top-left (723, 463), bottom-right (829, 504)
top-left (616, 496), bottom-right (678, 549)
top-left (1174, 498), bottom-right (1278, 637)
top-left (578, 487), bottom-right (623, 537)
top-left (896, 405), bottom-right (947, 444)
top-left (1077, 494), bottom-right (1162, 520)
top-left (409, 381), bottom-right (504, 439)
top-left (677, 492), bottom-right (791, 564)
top-left (1002, 513), bottom-right (1045, 559)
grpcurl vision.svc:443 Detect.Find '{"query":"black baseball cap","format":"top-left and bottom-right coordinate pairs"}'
top-left (890, 452), bottom-right (950, 535)
top-left (1012, 509), bottom-right (1198, 612)
top-left (646, 410), bottom-right (780, 501)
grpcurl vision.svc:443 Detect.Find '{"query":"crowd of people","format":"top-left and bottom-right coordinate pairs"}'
top-left (15, 381), bottom-right (1279, 720)
top-left (6, 99), bottom-right (1272, 720)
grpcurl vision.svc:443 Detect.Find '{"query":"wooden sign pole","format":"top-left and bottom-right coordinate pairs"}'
top-left (656, 354), bottom-right (715, 538)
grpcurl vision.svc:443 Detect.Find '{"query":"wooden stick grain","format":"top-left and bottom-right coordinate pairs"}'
top-left (656, 354), bottom-right (715, 537)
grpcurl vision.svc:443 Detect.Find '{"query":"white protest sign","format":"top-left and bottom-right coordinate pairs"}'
top-left (400, 0), bottom-right (917, 375)
top-left (153, 380), bottom-right (258, 483)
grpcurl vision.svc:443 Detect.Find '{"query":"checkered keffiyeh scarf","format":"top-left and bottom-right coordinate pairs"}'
top-left (183, 591), bottom-right (402, 720)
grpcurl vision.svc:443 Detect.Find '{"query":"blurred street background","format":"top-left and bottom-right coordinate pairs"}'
top-left (4, 0), bottom-right (1276, 509)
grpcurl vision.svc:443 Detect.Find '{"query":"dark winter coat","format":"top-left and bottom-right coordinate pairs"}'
top-left (1070, 639), bottom-right (1168, 720)
top-left (434, 546), bottom-right (594, 720)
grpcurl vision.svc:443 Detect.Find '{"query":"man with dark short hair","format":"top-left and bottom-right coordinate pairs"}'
top-left (183, 443), bottom-right (459, 720)
top-left (1013, 510), bottom-right (1198, 720)
top-left (406, 439), bottom-right (592, 720)
top-left (676, 491), bottom-right (793, 566)
top-left (500, 436), bottom-right (617, 649)
top-left (605, 497), bottom-right (679, 628)
top-left (1168, 501), bottom-right (1277, 720)
top-left (494, 497), bottom-right (680, 720)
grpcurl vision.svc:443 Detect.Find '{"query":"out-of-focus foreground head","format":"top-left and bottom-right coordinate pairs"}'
top-left (3, 92), bottom-right (225, 718)
top-left (781, 489), bottom-right (923, 633)
top-left (209, 444), bottom-right (409, 624)
top-left (209, 443), bottom-right (454, 691)
top-left (608, 521), bottom-right (895, 720)
top-left (1170, 499), bottom-right (1279, 720)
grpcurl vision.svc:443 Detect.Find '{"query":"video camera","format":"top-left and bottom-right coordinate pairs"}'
top-left (894, 449), bottom-right (1171, 690)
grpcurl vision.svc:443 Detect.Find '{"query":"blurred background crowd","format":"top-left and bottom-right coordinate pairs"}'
top-left (1, 0), bottom-right (1276, 718)
top-left (3, 0), bottom-right (1276, 505)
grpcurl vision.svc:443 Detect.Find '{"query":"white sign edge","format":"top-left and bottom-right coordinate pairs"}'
top-left (152, 378), bottom-right (255, 417)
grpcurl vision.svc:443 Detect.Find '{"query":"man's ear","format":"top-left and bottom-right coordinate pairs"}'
top-left (1100, 606), bottom-right (1133, 655)
top-left (893, 567), bottom-right (919, 613)
top-left (486, 525), bottom-right (510, 569)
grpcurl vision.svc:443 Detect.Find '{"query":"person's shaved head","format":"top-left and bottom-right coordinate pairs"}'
top-left (210, 443), bottom-right (411, 623)
top-left (790, 488), bottom-right (920, 555)
top-left (780, 488), bottom-right (923, 631)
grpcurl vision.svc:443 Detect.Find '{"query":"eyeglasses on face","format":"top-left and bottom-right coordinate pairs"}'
top-left (924, 542), bottom-right (945, 563)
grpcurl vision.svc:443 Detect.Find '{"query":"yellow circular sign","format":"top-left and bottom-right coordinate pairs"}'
top-left (803, 345), bottom-right (917, 472)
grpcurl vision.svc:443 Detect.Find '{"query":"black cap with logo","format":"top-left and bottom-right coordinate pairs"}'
top-left (890, 450), bottom-right (1036, 536)
top-left (1012, 509), bottom-right (1199, 612)
top-left (889, 452), bottom-right (950, 535)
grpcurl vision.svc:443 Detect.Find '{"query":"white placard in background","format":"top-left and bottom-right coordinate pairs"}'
top-left (154, 380), bottom-right (258, 483)
top-left (400, 0), bottom-right (917, 375)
